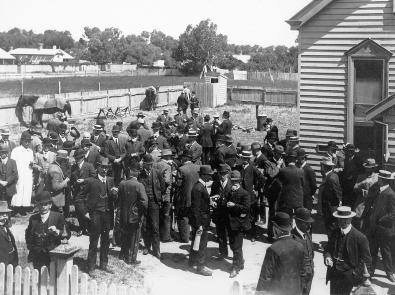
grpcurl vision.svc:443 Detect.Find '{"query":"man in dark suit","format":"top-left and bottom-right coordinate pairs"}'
top-left (262, 131), bottom-right (277, 160)
top-left (296, 149), bottom-right (317, 211)
top-left (118, 168), bottom-right (148, 264)
top-left (124, 129), bottom-right (145, 172)
top-left (278, 151), bottom-right (304, 216)
top-left (104, 125), bottom-right (126, 186)
top-left (175, 151), bottom-right (200, 243)
top-left (199, 115), bottom-right (214, 165)
top-left (240, 150), bottom-right (264, 242)
top-left (70, 149), bottom-right (96, 236)
top-left (212, 135), bottom-right (227, 170)
top-left (77, 157), bottom-right (117, 276)
top-left (224, 135), bottom-right (238, 169)
top-left (217, 111), bottom-right (232, 135)
top-left (341, 144), bottom-right (363, 207)
top-left (256, 212), bottom-right (305, 295)
top-left (177, 92), bottom-right (189, 114)
top-left (188, 130), bottom-right (202, 165)
top-left (320, 157), bottom-right (342, 237)
top-left (147, 122), bottom-right (169, 151)
top-left (25, 191), bottom-right (68, 270)
top-left (138, 154), bottom-right (165, 259)
top-left (361, 170), bottom-right (395, 281)
top-left (292, 208), bottom-right (315, 295)
top-left (0, 144), bottom-right (18, 206)
top-left (81, 139), bottom-right (101, 169)
top-left (227, 170), bottom-right (251, 278)
top-left (211, 164), bottom-right (232, 259)
top-left (0, 201), bottom-right (18, 267)
top-left (324, 206), bottom-right (372, 295)
top-left (189, 165), bottom-right (214, 276)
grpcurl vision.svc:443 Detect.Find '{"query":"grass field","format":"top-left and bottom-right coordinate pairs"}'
top-left (0, 75), bottom-right (297, 98)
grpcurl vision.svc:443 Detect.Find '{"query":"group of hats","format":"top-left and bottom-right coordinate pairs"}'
top-left (217, 134), bottom-right (233, 143)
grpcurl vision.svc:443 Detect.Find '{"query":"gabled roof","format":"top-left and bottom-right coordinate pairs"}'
top-left (345, 38), bottom-right (393, 59)
top-left (286, 0), bottom-right (335, 30)
top-left (205, 71), bottom-right (228, 79)
top-left (0, 48), bottom-right (15, 60)
top-left (9, 48), bottom-right (74, 59)
top-left (366, 93), bottom-right (395, 121)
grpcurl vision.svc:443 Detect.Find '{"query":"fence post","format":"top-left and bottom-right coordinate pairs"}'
top-left (128, 88), bottom-right (132, 109)
top-left (80, 91), bottom-right (83, 116)
top-left (0, 263), bottom-right (4, 295)
top-left (167, 89), bottom-right (170, 105)
top-left (6, 264), bottom-right (13, 295)
top-left (106, 89), bottom-right (109, 108)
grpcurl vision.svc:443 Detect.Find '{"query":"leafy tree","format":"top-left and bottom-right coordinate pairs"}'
top-left (173, 19), bottom-right (228, 74)
top-left (42, 30), bottom-right (74, 50)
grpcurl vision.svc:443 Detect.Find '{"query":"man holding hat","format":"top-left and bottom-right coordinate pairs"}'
top-left (324, 206), bottom-right (371, 295)
top-left (296, 149), bottom-right (317, 211)
top-left (0, 129), bottom-right (15, 152)
top-left (0, 144), bottom-right (18, 207)
top-left (189, 165), bottom-right (214, 276)
top-left (256, 212), bottom-right (305, 295)
top-left (11, 131), bottom-right (34, 215)
top-left (188, 130), bottom-right (202, 165)
top-left (227, 170), bottom-right (251, 278)
top-left (103, 125), bottom-right (126, 186)
top-left (77, 157), bottom-right (117, 275)
top-left (25, 191), bottom-right (68, 269)
top-left (291, 208), bottom-right (315, 295)
top-left (0, 201), bottom-right (18, 266)
top-left (47, 150), bottom-right (71, 213)
top-left (361, 170), bottom-right (395, 281)
top-left (319, 157), bottom-right (342, 237)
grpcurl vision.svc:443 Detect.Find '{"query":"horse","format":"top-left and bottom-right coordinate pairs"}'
top-left (15, 95), bottom-right (72, 127)
top-left (140, 86), bottom-right (159, 111)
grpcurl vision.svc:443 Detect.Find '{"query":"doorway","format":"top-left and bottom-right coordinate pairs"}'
top-left (354, 123), bottom-right (383, 164)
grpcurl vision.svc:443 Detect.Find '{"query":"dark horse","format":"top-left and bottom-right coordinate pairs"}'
top-left (140, 86), bottom-right (159, 111)
top-left (15, 95), bottom-right (72, 127)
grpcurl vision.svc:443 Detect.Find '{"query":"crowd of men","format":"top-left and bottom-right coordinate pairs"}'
top-left (0, 91), bottom-right (393, 295)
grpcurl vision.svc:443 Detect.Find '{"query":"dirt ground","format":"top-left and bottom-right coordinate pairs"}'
top-left (6, 104), bottom-right (394, 294)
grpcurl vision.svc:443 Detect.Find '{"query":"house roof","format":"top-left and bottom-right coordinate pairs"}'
top-left (366, 94), bottom-right (395, 121)
top-left (0, 48), bottom-right (15, 60)
top-left (286, 0), bottom-right (335, 30)
top-left (205, 71), bottom-right (228, 79)
top-left (9, 48), bottom-right (74, 59)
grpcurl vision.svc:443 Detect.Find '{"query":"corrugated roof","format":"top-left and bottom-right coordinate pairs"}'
top-left (286, 0), bottom-right (335, 30)
top-left (9, 48), bottom-right (74, 59)
top-left (0, 48), bottom-right (15, 60)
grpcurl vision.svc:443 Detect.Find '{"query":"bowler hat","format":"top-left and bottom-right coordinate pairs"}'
top-left (188, 130), bottom-right (198, 137)
top-left (161, 149), bottom-right (173, 157)
top-left (48, 132), bottom-right (58, 141)
top-left (274, 145), bottom-right (285, 155)
top-left (251, 142), bottom-right (261, 151)
top-left (0, 144), bottom-right (9, 153)
top-left (152, 122), bottom-right (161, 130)
top-left (129, 129), bottom-right (138, 138)
top-left (163, 109), bottom-right (169, 114)
top-left (42, 138), bottom-right (52, 146)
top-left (35, 191), bottom-right (52, 205)
top-left (295, 208), bottom-right (314, 223)
top-left (333, 206), bottom-right (356, 219)
top-left (93, 124), bottom-right (103, 131)
top-left (1, 129), bottom-right (10, 136)
top-left (266, 132), bottom-right (277, 140)
top-left (378, 170), bottom-right (394, 180)
top-left (62, 141), bottom-right (75, 151)
top-left (285, 129), bottom-right (297, 137)
top-left (272, 212), bottom-right (292, 231)
top-left (0, 201), bottom-right (12, 213)
top-left (137, 112), bottom-right (145, 118)
top-left (74, 149), bottom-right (86, 160)
top-left (80, 139), bottom-right (92, 147)
top-left (21, 131), bottom-right (32, 142)
top-left (327, 141), bottom-right (338, 149)
top-left (97, 157), bottom-right (110, 167)
top-left (224, 135), bottom-right (233, 143)
top-left (143, 154), bottom-right (154, 164)
top-left (230, 170), bottom-right (242, 181)
top-left (223, 111), bottom-right (230, 118)
top-left (363, 158), bottom-right (378, 169)
top-left (213, 113), bottom-right (220, 118)
top-left (296, 148), bottom-right (307, 159)
top-left (56, 150), bottom-right (68, 159)
top-left (59, 123), bottom-right (67, 132)
top-left (241, 150), bottom-right (253, 158)
top-left (70, 127), bottom-right (80, 139)
top-left (96, 118), bottom-right (105, 128)
top-left (266, 118), bottom-right (273, 123)
top-left (112, 125), bottom-right (121, 132)
top-left (199, 165), bottom-right (214, 175)
top-left (218, 164), bottom-right (231, 174)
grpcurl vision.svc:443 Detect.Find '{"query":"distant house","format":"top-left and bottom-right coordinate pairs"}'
top-left (9, 44), bottom-right (74, 64)
top-left (153, 60), bottom-right (165, 68)
top-left (287, 0), bottom-right (395, 172)
top-left (232, 54), bottom-right (251, 64)
top-left (0, 48), bottom-right (15, 65)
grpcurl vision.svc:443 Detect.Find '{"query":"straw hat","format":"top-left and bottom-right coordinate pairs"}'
top-left (333, 206), bottom-right (356, 219)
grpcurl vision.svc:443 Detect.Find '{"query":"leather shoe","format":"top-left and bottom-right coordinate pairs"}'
top-left (162, 238), bottom-right (174, 243)
top-left (129, 260), bottom-right (141, 265)
top-left (386, 272), bottom-right (395, 282)
top-left (153, 252), bottom-right (161, 260)
top-left (142, 249), bottom-right (149, 255)
top-left (196, 267), bottom-right (212, 276)
top-left (229, 269), bottom-right (239, 278)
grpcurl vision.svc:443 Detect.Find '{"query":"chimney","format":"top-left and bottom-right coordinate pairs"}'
top-left (38, 43), bottom-right (43, 50)
top-left (53, 45), bottom-right (57, 49)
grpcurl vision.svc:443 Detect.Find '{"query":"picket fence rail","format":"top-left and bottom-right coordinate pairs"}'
top-left (0, 263), bottom-right (148, 295)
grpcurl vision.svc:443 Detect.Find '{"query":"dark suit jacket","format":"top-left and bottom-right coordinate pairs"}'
top-left (324, 227), bottom-right (372, 283)
top-left (0, 227), bottom-right (18, 267)
top-left (291, 228), bottom-right (314, 276)
top-left (138, 168), bottom-right (165, 204)
top-left (25, 212), bottom-right (66, 258)
top-left (227, 186), bottom-right (251, 231)
top-left (104, 137), bottom-right (126, 162)
top-left (177, 94), bottom-right (189, 109)
top-left (278, 164), bottom-right (304, 209)
top-left (0, 158), bottom-right (18, 198)
top-left (118, 178), bottom-right (148, 224)
top-left (224, 144), bottom-right (238, 168)
top-left (211, 178), bottom-right (232, 218)
top-left (300, 163), bottom-right (317, 210)
top-left (321, 171), bottom-right (342, 207)
top-left (190, 181), bottom-right (211, 229)
top-left (218, 119), bottom-right (232, 135)
top-left (71, 161), bottom-right (96, 199)
top-left (241, 164), bottom-right (264, 203)
top-left (199, 123), bottom-right (214, 148)
top-left (176, 162), bottom-right (200, 210)
top-left (91, 133), bottom-right (107, 149)
top-left (85, 147), bottom-right (101, 168)
top-left (256, 236), bottom-right (305, 295)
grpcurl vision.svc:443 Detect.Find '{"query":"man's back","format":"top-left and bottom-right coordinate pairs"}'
top-left (178, 162), bottom-right (200, 208)
top-left (119, 178), bottom-right (148, 224)
top-left (278, 165), bottom-right (304, 209)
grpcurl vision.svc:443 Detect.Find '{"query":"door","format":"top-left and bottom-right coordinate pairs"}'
top-left (354, 123), bottom-right (383, 164)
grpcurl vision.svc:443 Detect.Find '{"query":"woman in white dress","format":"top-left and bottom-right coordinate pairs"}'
top-left (10, 132), bottom-right (34, 215)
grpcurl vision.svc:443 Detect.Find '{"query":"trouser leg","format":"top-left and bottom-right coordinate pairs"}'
top-left (99, 212), bottom-right (110, 267)
top-left (190, 228), bottom-right (208, 268)
top-left (87, 212), bottom-right (102, 270)
top-left (120, 224), bottom-right (133, 261)
top-left (216, 217), bottom-right (229, 256)
top-left (130, 222), bottom-right (141, 262)
top-left (378, 227), bottom-right (393, 273)
top-left (229, 230), bottom-right (244, 271)
top-left (248, 201), bottom-right (258, 239)
top-left (160, 201), bottom-right (171, 241)
top-left (177, 215), bottom-right (190, 243)
top-left (150, 204), bottom-right (160, 255)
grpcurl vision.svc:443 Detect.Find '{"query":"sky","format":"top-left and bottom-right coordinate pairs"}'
top-left (0, 0), bottom-right (311, 47)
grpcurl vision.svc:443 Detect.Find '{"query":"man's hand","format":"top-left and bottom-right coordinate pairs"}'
top-left (325, 257), bottom-right (333, 267)
top-left (227, 201), bottom-right (235, 208)
top-left (65, 177), bottom-right (70, 183)
top-left (48, 226), bottom-right (60, 235)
